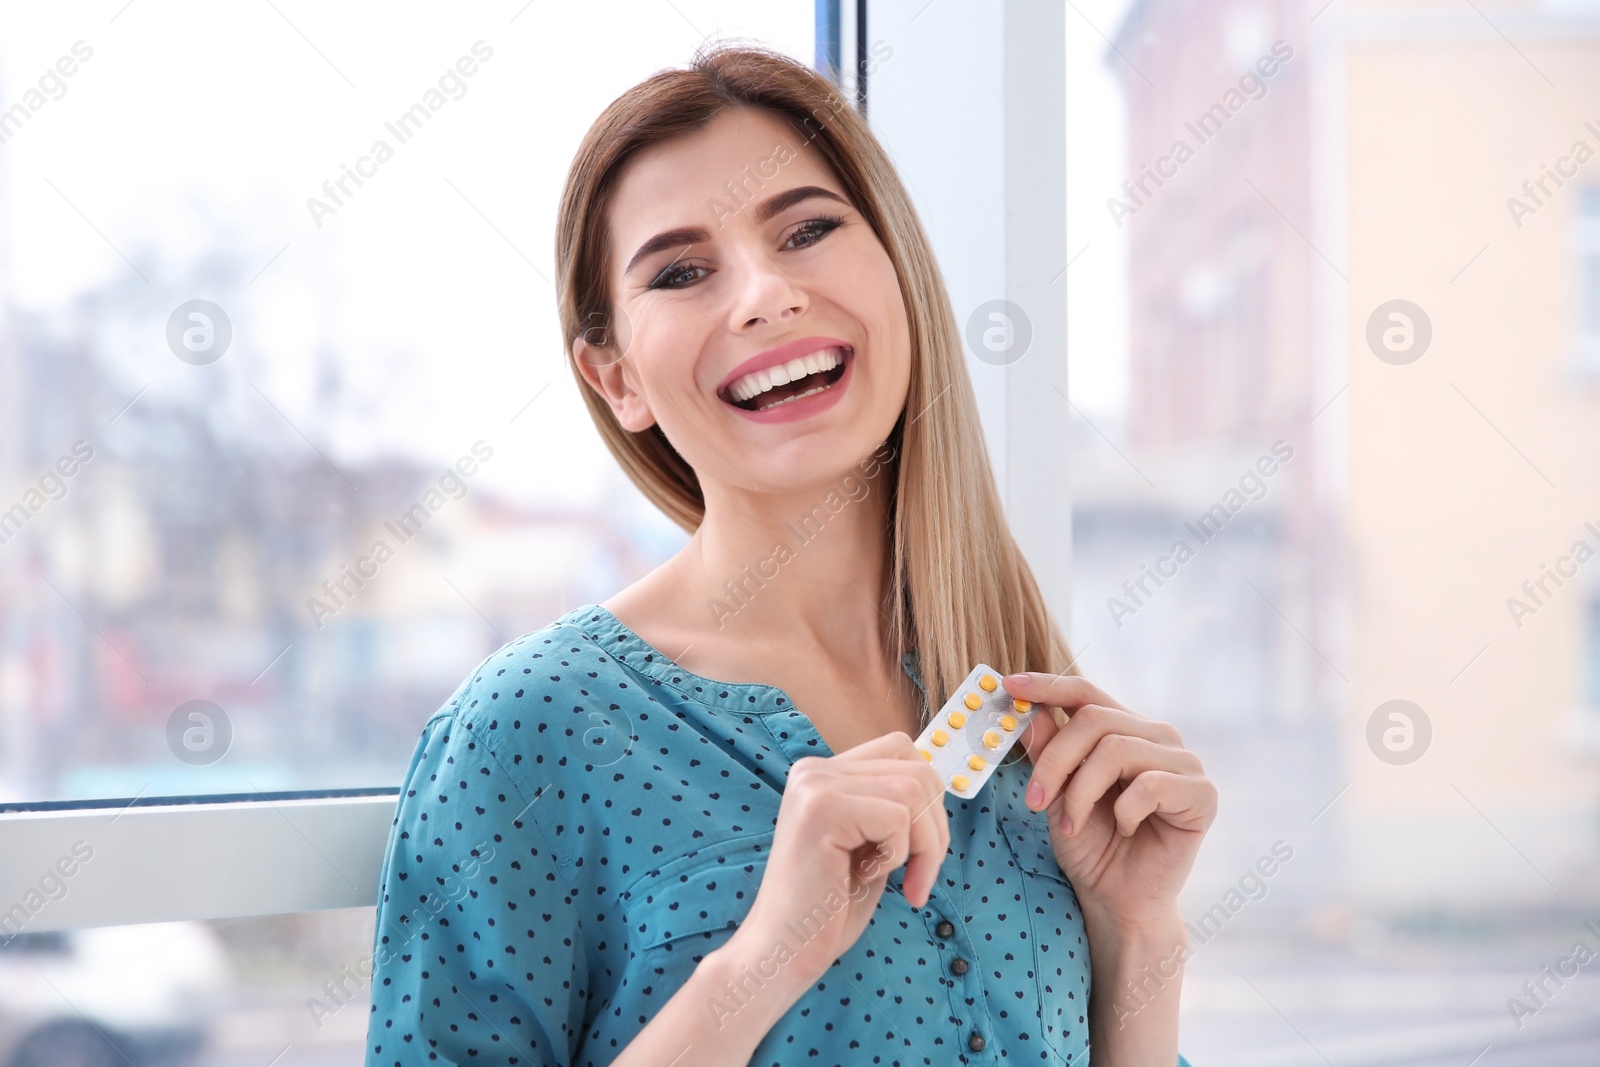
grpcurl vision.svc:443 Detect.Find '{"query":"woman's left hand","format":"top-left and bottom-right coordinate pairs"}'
top-left (1002, 672), bottom-right (1216, 932)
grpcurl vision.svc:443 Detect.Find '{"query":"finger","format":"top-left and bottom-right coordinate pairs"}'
top-left (819, 792), bottom-right (913, 874)
top-left (827, 792), bottom-right (943, 907)
top-left (813, 758), bottom-right (949, 822)
top-left (1017, 701), bottom-right (1062, 765)
top-left (1002, 671), bottom-right (1135, 716)
top-left (1111, 770), bottom-right (1217, 837)
top-left (1057, 735), bottom-right (1201, 835)
top-left (826, 769), bottom-right (950, 879)
top-left (1025, 703), bottom-right (1185, 812)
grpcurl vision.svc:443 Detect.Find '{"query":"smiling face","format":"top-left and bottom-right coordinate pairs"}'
top-left (575, 105), bottom-right (912, 499)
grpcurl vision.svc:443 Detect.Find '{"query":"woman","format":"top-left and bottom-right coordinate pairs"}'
top-left (364, 44), bottom-right (1212, 1067)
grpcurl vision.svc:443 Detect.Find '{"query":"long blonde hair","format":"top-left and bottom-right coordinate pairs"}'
top-left (554, 42), bottom-right (1076, 714)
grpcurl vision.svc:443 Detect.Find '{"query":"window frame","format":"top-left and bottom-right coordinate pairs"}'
top-left (0, 790), bottom-right (397, 935)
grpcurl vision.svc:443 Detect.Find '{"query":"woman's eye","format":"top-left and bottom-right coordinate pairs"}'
top-left (648, 216), bottom-right (843, 289)
top-left (649, 262), bottom-right (708, 290)
top-left (783, 215), bottom-right (843, 250)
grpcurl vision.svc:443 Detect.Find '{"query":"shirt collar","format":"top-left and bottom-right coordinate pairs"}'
top-left (565, 603), bottom-right (925, 718)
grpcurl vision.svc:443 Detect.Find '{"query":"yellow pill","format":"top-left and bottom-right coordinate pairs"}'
top-left (979, 673), bottom-right (998, 692)
top-left (951, 773), bottom-right (971, 792)
top-left (967, 753), bottom-right (987, 771)
top-left (1012, 698), bottom-right (1032, 713)
top-left (932, 729), bottom-right (949, 747)
top-left (964, 692), bottom-right (982, 711)
top-left (947, 710), bottom-right (967, 729)
top-left (982, 730), bottom-right (1002, 749)
top-left (999, 714), bottom-right (1018, 732)
top-left (920, 748), bottom-right (933, 762)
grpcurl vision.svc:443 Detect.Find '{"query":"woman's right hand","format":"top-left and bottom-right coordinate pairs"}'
top-left (733, 730), bottom-right (951, 985)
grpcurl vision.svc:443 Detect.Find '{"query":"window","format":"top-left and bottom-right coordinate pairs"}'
top-left (0, 3), bottom-right (813, 806)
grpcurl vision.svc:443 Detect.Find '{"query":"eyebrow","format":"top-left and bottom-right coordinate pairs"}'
top-left (622, 185), bottom-right (850, 277)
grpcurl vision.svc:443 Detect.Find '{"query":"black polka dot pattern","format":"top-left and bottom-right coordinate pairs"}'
top-left (363, 604), bottom-right (1151, 1066)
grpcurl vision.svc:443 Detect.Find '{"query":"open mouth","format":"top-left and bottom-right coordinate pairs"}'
top-left (719, 345), bottom-right (853, 413)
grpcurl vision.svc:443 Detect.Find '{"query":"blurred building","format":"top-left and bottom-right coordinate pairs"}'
top-left (1099, 0), bottom-right (1600, 916)
top-left (0, 293), bottom-right (657, 804)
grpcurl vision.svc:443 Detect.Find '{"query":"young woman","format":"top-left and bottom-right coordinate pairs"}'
top-left (364, 44), bottom-right (1212, 1067)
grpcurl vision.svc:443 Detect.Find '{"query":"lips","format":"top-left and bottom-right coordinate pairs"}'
top-left (716, 337), bottom-right (857, 425)
top-left (716, 336), bottom-right (854, 400)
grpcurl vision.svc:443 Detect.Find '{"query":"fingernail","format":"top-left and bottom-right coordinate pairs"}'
top-left (1004, 673), bottom-right (1029, 686)
top-left (1059, 811), bottom-right (1073, 835)
top-left (1025, 780), bottom-right (1044, 809)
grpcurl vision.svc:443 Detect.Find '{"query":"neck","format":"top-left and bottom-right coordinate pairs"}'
top-left (675, 460), bottom-right (898, 669)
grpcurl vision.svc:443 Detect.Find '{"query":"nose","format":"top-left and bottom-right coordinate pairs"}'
top-left (725, 245), bottom-right (807, 331)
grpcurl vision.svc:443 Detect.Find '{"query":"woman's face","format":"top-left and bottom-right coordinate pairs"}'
top-left (576, 105), bottom-right (911, 499)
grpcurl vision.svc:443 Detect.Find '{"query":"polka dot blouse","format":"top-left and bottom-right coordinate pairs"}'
top-left (364, 604), bottom-right (1192, 1066)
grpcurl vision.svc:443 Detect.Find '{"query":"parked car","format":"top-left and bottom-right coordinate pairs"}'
top-left (0, 923), bottom-right (229, 1067)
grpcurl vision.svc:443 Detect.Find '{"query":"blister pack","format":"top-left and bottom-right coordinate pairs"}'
top-left (914, 663), bottom-right (1037, 798)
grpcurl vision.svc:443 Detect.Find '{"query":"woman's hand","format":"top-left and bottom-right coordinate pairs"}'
top-left (1003, 672), bottom-right (1215, 933)
top-left (736, 731), bottom-right (951, 985)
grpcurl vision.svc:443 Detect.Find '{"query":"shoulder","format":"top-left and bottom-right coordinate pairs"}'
top-left (413, 604), bottom-right (653, 799)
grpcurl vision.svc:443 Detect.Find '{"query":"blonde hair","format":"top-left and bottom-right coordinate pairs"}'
top-left (554, 42), bottom-right (1077, 715)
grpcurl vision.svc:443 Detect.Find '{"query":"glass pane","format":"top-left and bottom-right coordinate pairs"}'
top-left (1069, 0), bottom-right (1600, 1059)
top-left (0, 1), bottom-right (811, 804)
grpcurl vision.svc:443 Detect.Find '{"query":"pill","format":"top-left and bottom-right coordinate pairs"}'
top-left (912, 662), bottom-right (1042, 799)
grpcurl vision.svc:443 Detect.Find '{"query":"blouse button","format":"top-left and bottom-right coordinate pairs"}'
top-left (967, 1031), bottom-right (986, 1052)
top-left (950, 956), bottom-right (969, 975)
top-left (935, 920), bottom-right (955, 939)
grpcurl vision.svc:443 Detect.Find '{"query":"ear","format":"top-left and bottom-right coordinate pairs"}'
top-left (573, 336), bottom-right (657, 432)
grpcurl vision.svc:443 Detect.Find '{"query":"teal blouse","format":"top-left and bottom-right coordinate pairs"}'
top-left (364, 604), bottom-right (1191, 1066)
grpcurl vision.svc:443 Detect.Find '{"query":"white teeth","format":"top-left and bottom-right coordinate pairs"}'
top-left (753, 384), bottom-right (830, 411)
top-left (727, 347), bottom-right (845, 403)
